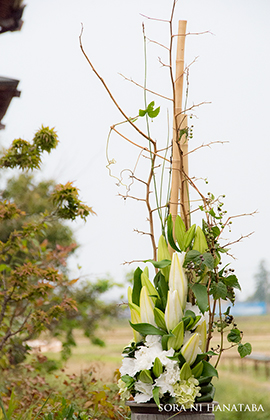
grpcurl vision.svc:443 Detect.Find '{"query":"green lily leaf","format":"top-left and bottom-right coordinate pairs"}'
top-left (129, 322), bottom-right (165, 336)
top-left (167, 214), bottom-right (181, 252)
top-left (201, 360), bottom-right (218, 378)
top-left (144, 259), bottom-right (171, 269)
top-left (152, 386), bottom-right (160, 407)
top-left (132, 267), bottom-right (142, 306)
top-left (154, 307), bottom-right (167, 331)
top-left (175, 215), bottom-right (186, 251)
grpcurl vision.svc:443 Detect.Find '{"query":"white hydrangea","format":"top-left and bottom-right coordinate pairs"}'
top-left (173, 376), bottom-right (201, 409)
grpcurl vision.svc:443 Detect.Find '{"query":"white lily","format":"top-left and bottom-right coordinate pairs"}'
top-left (196, 319), bottom-right (207, 352)
top-left (169, 252), bottom-right (188, 310)
top-left (164, 290), bottom-right (183, 332)
top-left (181, 333), bottom-right (200, 365)
top-left (140, 286), bottom-right (156, 326)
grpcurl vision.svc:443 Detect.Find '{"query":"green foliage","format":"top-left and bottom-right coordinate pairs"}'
top-left (0, 126), bottom-right (58, 170)
top-left (51, 182), bottom-right (94, 221)
top-left (0, 365), bottom-right (130, 419)
top-left (50, 278), bottom-right (120, 361)
top-left (139, 101), bottom-right (160, 118)
top-left (0, 127), bottom-right (99, 368)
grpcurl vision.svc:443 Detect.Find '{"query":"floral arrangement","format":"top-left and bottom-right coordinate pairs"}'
top-left (78, 0), bottom-right (252, 411)
top-left (118, 214), bottom-right (252, 408)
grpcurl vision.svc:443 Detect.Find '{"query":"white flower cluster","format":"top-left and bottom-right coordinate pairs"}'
top-left (119, 335), bottom-right (200, 407)
top-left (173, 377), bottom-right (201, 408)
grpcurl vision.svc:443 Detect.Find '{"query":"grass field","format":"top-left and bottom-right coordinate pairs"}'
top-left (44, 315), bottom-right (270, 419)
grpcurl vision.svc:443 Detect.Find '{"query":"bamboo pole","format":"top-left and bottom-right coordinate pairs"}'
top-left (170, 20), bottom-right (189, 231)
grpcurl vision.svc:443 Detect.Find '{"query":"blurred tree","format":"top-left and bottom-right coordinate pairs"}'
top-left (0, 126), bottom-right (119, 368)
top-left (247, 260), bottom-right (270, 303)
top-left (0, 173), bottom-right (75, 251)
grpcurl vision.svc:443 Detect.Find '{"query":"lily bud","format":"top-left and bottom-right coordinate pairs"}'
top-left (169, 252), bottom-right (188, 310)
top-left (138, 369), bottom-right (153, 384)
top-left (193, 226), bottom-right (208, 254)
top-left (164, 290), bottom-right (183, 332)
top-left (157, 235), bottom-right (171, 281)
top-left (181, 333), bottom-right (200, 365)
top-left (196, 319), bottom-right (207, 352)
top-left (167, 320), bottom-right (184, 350)
top-left (141, 272), bottom-right (159, 303)
top-left (180, 362), bottom-right (192, 380)
top-left (140, 286), bottom-right (156, 326)
top-left (143, 266), bottom-right (149, 278)
top-left (128, 286), bottom-right (133, 305)
top-left (153, 357), bottom-right (163, 378)
top-left (130, 307), bottom-right (142, 343)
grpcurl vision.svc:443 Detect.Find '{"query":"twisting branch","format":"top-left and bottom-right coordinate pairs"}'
top-left (79, 25), bottom-right (156, 147)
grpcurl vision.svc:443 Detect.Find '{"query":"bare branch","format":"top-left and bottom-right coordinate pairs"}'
top-left (158, 57), bottom-right (171, 68)
top-left (172, 30), bottom-right (214, 38)
top-left (185, 141), bottom-right (229, 156)
top-left (176, 101), bottom-right (211, 118)
top-left (146, 37), bottom-right (170, 51)
top-left (140, 13), bottom-right (170, 23)
top-left (219, 210), bottom-right (257, 238)
top-left (119, 73), bottom-right (173, 101)
top-left (122, 259), bottom-right (146, 266)
top-left (118, 193), bottom-right (146, 202)
top-left (134, 229), bottom-right (152, 236)
top-left (112, 126), bottom-right (170, 163)
top-left (222, 232), bottom-right (255, 249)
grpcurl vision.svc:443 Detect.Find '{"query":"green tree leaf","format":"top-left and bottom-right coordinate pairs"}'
top-left (227, 328), bottom-right (241, 343)
top-left (223, 275), bottom-right (241, 291)
top-left (202, 253), bottom-right (214, 270)
top-left (238, 342), bottom-right (252, 358)
top-left (211, 281), bottom-right (227, 300)
top-left (192, 284), bottom-right (209, 314)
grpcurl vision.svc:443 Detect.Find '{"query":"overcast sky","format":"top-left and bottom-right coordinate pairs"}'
top-left (1, 0), bottom-right (270, 301)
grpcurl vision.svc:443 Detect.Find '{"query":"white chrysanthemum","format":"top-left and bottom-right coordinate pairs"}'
top-left (157, 347), bottom-right (175, 366)
top-left (173, 376), bottom-right (201, 409)
top-left (154, 361), bottom-right (180, 397)
top-left (154, 372), bottom-right (174, 396)
top-left (119, 357), bottom-right (137, 377)
top-left (145, 335), bottom-right (162, 347)
top-left (134, 336), bottom-right (175, 373)
top-left (134, 345), bottom-right (155, 371)
top-left (134, 381), bottom-right (153, 403)
top-left (165, 362), bottom-right (181, 383)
